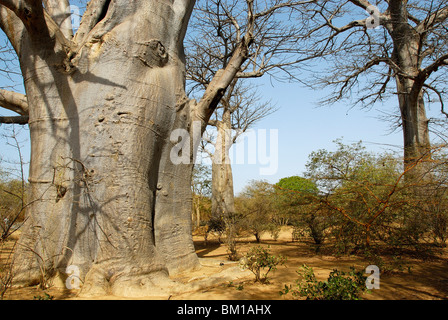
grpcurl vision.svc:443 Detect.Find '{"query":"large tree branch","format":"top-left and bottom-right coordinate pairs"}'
top-left (192, 0), bottom-right (254, 132)
top-left (0, 0), bottom-right (71, 49)
top-left (72, 0), bottom-right (109, 46)
top-left (0, 89), bottom-right (28, 116)
top-left (416, 6), bottom-right (448, 34)
top-left (43, 0), bottom-right (72, 39)
top-left (0, 0), bottom-right (46, 32)
top-left (0, 115), bottom-right (28, 124)
top-left (193, 44), bottom-right (249, 131)
top-left (348, 0), bottom-right (374, 11)
top-left (0, 5), bottom-right (27, 54)
top-left (418, 53), bottom-right (448, 82)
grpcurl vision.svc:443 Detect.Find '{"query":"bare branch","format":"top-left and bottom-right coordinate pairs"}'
top-left (254, 0), bottom-right (315, 18)
top-left (416, 6), bottom-right (448, 33)
top-left (423, 83), bottom-right (447, 118)
top-left (0, 89), bottom-right (28, 116)
top-left (0, 115), bottom-right (28, 124)
top-left (420, 53), bottom-right (448, 80)
top-left (72, 0), bottom-right (110, 46)
top-left (43, 0), bottom-right (72, 39)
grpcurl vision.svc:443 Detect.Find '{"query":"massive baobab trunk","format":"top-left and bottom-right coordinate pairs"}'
top-left (3, 0), bottom-right (201, 297)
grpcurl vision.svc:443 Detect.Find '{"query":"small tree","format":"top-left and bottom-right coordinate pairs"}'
top-left (237, 180), bottom-right (277, 243)
top-left (281, 264), bottom-right (368, 300)
top-left (274, 176), bottom-right (328, 245)
top-left (304, 140), bottom-right (448, 253)
top-left (240, 245), bottom-right (286, 283)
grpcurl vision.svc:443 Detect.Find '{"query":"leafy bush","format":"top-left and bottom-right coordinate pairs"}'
top-left (236, 180), bottom-right (277, 243)
top-left (281, 264), bottom-right (368, 300)
top-left (240, 246), bottom-right (286, 283)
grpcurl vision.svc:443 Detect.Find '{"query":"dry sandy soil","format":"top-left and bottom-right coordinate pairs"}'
top-left (1, 227), bottom-right (447, 300)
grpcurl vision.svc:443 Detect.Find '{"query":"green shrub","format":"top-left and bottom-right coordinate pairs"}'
top-left (240, 246), bottom-right (286, 283)
top-left (281, 264), bottom-right (368, 300)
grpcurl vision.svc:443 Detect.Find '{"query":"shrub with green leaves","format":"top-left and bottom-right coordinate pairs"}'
top-left (281, 264), bottom-right (368, 300)
top-left (240, 246), bottom-right (286, 283)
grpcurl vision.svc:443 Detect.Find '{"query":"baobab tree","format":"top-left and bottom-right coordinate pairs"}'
top-left (0, 0), bottom-right (315, 297)
top-left (300, 0), bottom-right (448, 179)
top-left (186, 0), bottom-right (316, 240)
top-left (199, 81), bottom-right (275, 260)
top-left (0, 0), bottom-right (203, 297)
top-left (198, 81), bottom-right (275, 226)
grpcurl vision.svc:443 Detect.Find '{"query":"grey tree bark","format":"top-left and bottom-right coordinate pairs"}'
top-left (0, 0), bottom-right (203, 297)
top-left (211, 107), bottom-right (235, 221)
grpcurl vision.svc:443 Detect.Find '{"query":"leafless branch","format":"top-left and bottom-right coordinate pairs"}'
top-left (0, 115), bottom-right (28, 124)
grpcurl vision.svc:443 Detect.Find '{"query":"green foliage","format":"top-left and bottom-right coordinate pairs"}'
top-left (240, 245), bottom-right (286, 283)
top-left (276, 176), bottom-right (319, 195)
top-left (304, 140), bottom-right (423, 252)
top-left (281, 264), bottom-right (368, 300)
top-left (236, 180), bottom-right (278, 242)
top-left (33, 292), bottom-right (54, 300)
top-left (234, 140), bottom-right (448, 256)
top-left (226, 281), bottom-right (244, 291)
top-left (274, 176), bottom-right (329, 245)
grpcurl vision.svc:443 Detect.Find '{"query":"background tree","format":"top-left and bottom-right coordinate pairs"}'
top-left (300, 0), bottom-right (448, 179)
top-left (236, 179), bottom-right (277, 243)
top-left (274, 176), bottom-right (328, 245)
top-left (0, 0), bottom-right (317, 297)
top-left (199, 82), bottom-right (276, 225)
top-left (186, 0), bottom-right (314, 229)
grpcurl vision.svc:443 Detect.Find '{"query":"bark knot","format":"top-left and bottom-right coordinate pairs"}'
top-left (135, 40), bottom-right (169, 68)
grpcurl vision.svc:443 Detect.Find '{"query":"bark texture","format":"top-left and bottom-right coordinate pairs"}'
top-left (4, 0), bottom-right (200, 297)
top-left (211, 108), bottom-right (235, 221)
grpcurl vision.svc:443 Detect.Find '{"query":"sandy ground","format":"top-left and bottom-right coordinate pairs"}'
top-left (1, 227), bottom-right (447, 300)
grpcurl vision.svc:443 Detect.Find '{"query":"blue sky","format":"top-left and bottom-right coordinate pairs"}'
top-left (228, 77), bottom-right (404, 194)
